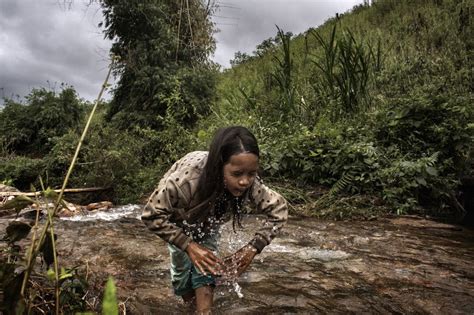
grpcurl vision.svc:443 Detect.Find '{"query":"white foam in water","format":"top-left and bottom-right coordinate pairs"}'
top-left (267, 243), bottom-right (350, 261)
top-left (60, 204), bottom-right (142, 222)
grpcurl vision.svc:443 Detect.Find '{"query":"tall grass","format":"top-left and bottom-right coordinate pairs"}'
top-left (307, 24), bottom-right (375, 118)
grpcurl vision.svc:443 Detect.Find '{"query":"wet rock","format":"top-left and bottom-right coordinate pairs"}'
top-left (57, 200), bottom-right (86, 217)
top-left (86, 201), bottom-right (113, 211)
top-left (1, 209), bottom-right (473, 314)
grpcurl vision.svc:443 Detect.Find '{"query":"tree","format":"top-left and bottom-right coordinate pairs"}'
top-left (230, 51), bottom-right (252, 67)
top-left (0, 86), bottom-right (84, 156)
top-left (99, 0), bottom-right (217, 130)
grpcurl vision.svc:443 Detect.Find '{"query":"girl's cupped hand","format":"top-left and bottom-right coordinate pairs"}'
top-left (221, 244), bottom-right (257, 279)
top-left (186, 241), bottom-right (223, 276)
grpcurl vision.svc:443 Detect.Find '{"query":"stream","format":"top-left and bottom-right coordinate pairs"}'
top-left (3, 205), bottom-right (474, 314)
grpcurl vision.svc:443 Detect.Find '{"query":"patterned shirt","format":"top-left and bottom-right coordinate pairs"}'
top-left (141, 151), bottom-right (288, 253)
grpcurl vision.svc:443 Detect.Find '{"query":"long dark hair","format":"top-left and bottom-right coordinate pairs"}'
top-left (190, 126), bottom-right (259, 226)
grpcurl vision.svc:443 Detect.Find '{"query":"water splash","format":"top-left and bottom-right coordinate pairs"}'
top-left (217, 277), bottom-right (245, 299)
top-left (60, 204), bottom-right (141, 222)
top-left (233, 282), bottom-right (244, 298)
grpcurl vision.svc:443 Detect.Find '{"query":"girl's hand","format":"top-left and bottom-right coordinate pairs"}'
top-left (222, 244), bottom-right (257, 279)
top-left (185, 241), bottom-right (223, 276)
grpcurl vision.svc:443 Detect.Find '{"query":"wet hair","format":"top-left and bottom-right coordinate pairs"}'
top-left (191, 126), bottom-right (259, 228)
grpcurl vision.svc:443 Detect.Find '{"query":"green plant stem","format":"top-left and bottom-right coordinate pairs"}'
top-left (20, 56), bottom-right (115, 305)
top-left (47, 208), bottom-right (60, 315)
top-left (20, 193), bottom-right (44, 300)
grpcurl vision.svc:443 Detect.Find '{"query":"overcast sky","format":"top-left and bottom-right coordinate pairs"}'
top-left (0, 0), bottom-right (363, 104)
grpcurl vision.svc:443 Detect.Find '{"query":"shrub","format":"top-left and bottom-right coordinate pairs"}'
top-left (0, 156), bottom-right (46, 190)
top-left (0, 86), bottom-right (84, 156)
top-left (374, 92), bottom-right (473, 173)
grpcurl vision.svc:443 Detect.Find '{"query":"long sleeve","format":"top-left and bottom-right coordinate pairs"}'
top-left (141, 151), bottom-right (208, 251)
top-left (141, 177), bottom-right (193, 251)
top-left (247, 177), bottom-right (288, 253)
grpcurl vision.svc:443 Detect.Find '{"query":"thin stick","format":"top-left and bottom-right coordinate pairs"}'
top-left (52, 57), bottom-right (114, 217)
top-left (185, 0), bottom-right (194, 47)
top-left (47, 209), bottom-right (59, 315)
top-left (175, 0), bottom-right (183, 62)
top-left (20, 186), bottom-right (46, 304)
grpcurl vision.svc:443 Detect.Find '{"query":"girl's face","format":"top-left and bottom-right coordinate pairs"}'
top-left (223, 152), bottom-right (259, 197)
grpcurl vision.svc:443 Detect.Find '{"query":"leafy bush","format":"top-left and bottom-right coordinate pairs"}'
top-left (0, 156), bottom-right (46, 190)
top-left (0, 86), bottom-right (84, 156)
top-left (44, 125), bottom-right (153, 203)
top-left (374, 92), bottom-right (473, 174)
top-left (377, 153), bottom-right (442, 214)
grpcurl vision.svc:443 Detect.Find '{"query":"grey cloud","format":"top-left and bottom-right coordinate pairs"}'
top-left (212, 0), bottom-right (363, 67)
top-left (0, 0), bottom-right (112, 103)
top-left (1, 0), bottom-right (362, 102)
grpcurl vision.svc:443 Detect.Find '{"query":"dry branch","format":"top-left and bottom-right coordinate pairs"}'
top-left (0, 187), bottom-right (108, 197)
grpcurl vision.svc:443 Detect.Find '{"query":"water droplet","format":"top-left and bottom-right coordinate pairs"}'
top-left (233, 282), bottom-right (244, 298)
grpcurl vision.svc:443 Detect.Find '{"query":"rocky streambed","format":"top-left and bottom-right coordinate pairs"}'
top-left (2, 206), bottom-right (474, 314)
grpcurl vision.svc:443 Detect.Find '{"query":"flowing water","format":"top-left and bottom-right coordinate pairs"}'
top-left (2, 206), bottom-right (474, 314)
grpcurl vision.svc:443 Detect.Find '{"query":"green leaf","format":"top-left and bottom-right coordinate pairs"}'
top-left (59, 267), bottom-right (74, 280)
top-left (270, 162), bottom-right (280, 171)
top-left (197, 129), bottom-right (207, 141)
top-left (42, 187), bottom-right (59, 199)
top-left (425, 166), bottom-right (438, 176)
top-left (415, 177), bottom-right (427, 186)
top-left (102, 277), bottom-right (118, 315)
top-left (47, 268), bottom-right (56, 281)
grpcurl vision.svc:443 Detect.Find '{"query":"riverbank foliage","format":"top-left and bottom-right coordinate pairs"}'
top-left (1, 0), bottom-right (472, 219)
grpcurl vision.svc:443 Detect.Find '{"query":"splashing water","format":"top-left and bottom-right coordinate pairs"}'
top-left (216, 213), bottom-right (253, 300)
top-left (233, 282), bottom-right (243, 298)
top-left (217, 277), bottom-right (245, 299)
top-left (60, 204), bottom-right (142, 222)
top-left (58, 203), bottom-right (256, 302)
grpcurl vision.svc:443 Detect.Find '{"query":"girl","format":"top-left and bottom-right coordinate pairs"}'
top-left (142, 126), bottom-right (288, 314)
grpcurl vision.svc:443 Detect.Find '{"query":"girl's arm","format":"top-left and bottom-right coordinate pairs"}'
top-left (142, 176), bottom-right (223, 274)
top-left (247, 177), bottom-right (288, 253)
top-left (221, 178), bottom-right (287, 278)
top-left (141, 178), bottom-right (193, 251)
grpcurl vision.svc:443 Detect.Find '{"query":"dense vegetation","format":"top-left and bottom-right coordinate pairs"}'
top-left (1, 0), bottom-right (472, 219)
top-left (0, 1), bottom-right (472, 312)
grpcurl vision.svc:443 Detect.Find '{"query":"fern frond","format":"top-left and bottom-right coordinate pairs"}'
top-left (313, 172), bottom-right (355, 210)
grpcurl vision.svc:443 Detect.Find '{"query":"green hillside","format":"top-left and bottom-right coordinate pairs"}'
top-left (199, 0), bottom-right (473, 217)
